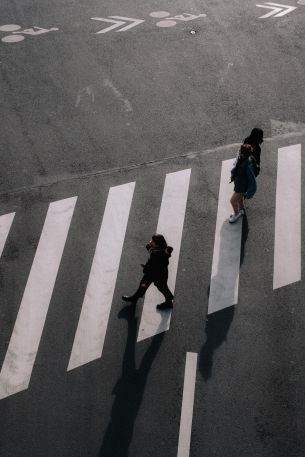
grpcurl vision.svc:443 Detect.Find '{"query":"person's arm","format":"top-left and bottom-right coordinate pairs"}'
top-left (245, 163), bottom-right (257, 199)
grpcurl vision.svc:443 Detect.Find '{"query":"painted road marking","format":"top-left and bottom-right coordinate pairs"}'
top-left (0, 25), bottom-right (58, 43)
top-left (67, 182), bottom-right (135, 371)
top-left (0, 197), bottom-right (77, 399)
top-left (256, 3), bottom-right (297, 18)
top-left (208, 159), bottom-right (241, 315)
top-left (273, 144), bottom-right (301, 289)
top-left (137, 169), bottom-right (191, 342)
top-left (91, 16), bottom-right (144, 34)
top-left (149, 11), bottom-right (206, 28)
top-left (177, 352), bottom-right (197, 457)
top-left (0, 213), bottom-right (15, 257)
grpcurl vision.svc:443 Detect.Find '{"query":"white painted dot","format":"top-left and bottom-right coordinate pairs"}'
top-left (297, 0), bottom-right (305, 4)
top-left (2, 35), bottom-right (25, 43)
top-left (156, 20), bottom-right (177, 27)
top-left (0, 24), bottom-right (21, 32)
top-left (149, 11), bottom-right (170, 18)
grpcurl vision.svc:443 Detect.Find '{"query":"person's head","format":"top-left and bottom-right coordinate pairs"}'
top-left (150, 234), bottom-right (167, 250)
top-left (249, 128), bottom-right (264, 144)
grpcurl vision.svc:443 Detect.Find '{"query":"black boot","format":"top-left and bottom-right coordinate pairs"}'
top-left (156, 300), bottom-right (173, 310)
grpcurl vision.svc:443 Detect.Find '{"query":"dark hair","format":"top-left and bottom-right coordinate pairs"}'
top-left (249, 128), bottom-right (264, 143)
top-left (152, 234), bottom-right (167, 249)
top-left (240, 144), bottom-right (253, 159)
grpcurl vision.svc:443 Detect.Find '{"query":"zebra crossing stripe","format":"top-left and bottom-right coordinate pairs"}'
top-left (273, 144), bottom-right (301, 289)
top-left (208, 159), bottom-right (241, 315)
top-left (67, 182), bottom-right (135, 371)
top-left (177, 352), bottom-right (197, 457)
top-left (0, 197), bottom-right (77, 400)
top-left (0, 212), bottom-right (15, 257)
top-left (137, 169), bottom-right (191, 342)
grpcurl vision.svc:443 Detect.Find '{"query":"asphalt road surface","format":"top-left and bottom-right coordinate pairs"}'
top-left (0, 0), bottom-right (305, 456)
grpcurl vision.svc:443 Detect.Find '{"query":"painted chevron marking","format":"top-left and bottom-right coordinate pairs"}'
top-left (91, 16), bottom-right (144, 34)
top-left (256, 2), bottom-right (297, 18)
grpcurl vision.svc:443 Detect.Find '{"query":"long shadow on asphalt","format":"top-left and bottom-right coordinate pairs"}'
top-left (98, 304), bottom-right (165, 457)
top-left (200, 213), bottom-right (249, 380)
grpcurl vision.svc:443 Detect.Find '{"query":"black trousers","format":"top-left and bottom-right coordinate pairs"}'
top-left (133, 275), bottom-right (174, 301)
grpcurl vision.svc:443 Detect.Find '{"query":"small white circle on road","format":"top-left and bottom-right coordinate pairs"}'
top-left (0, 24), bottom-right (21, 32)
top-left (2, 35), bottom-right (24, 43)
top-left (156, 20), bottom-right (177, 27)
top-left (149, 11), bottom-right (170, 18)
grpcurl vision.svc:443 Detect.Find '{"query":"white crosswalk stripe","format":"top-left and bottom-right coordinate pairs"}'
top-left (208, 159), bottom-right (241, 315)
top-left (0, 197), bottom-right (77, 400)
top-left (137, 169), bottom-right (191, 342)
top-left (67, 182), bottom-right (135, 371)
top-left (273, 144), bottom-right (301, 289)
top-left (0, 212), bottom-right (15, 257)
top-left (177, 352), bottom-right (198, 457)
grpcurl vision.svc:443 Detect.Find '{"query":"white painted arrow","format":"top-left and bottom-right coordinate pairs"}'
top-left (256, 3), bottom-right (297, 18)
top-left (91, 16), bottom-right (144, 34)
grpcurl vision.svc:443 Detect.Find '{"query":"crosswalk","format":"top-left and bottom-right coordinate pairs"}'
top-left (0, 144), bottom-right (302, 400)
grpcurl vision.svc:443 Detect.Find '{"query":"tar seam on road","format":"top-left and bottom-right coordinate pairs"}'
top-left (0, 129), bottom-right (304, 199)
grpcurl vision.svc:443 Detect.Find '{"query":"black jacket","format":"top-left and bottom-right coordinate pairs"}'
top-left (243, 136), bottom-right (261, 176)
top-left (142, 247), bottom-right (173, 283)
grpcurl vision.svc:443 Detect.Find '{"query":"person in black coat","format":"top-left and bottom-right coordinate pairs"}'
top-left (122, 234), bottom-right (174, 310)
top-left (243, 128), bottom-right (264, 177)
top-left (229, 144), bottom-right (257, 223)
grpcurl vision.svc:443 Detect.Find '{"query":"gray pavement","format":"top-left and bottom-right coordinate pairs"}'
top-left (1, 0), bottom-right (305, 192)
top-left (1, 0), bottom-right (305, 456)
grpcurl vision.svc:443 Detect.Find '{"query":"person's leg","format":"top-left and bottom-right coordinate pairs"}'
top-left (237, 193), bottom-right (245, 212)
top-left (122, 276), bottom-right (152, 303)
top-left (229, 192), bottom-right (245, 223)
top-left (230, 192), bottom-right (244, 213)
top-left (155, 281), bottom-right (174, 309)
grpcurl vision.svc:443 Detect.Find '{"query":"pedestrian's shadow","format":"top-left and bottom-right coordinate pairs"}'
top-left (240, 211), bottom-right (249, 267)
top-left (199, 305), bottom-right (235, 381)
top-left (98, 305), bottom-right (165, 457)
top-left (201, 213), bottom-right (249, 381)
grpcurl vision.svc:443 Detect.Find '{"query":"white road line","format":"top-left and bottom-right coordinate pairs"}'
top-left (273, 144), bottom-right (301, 289)
top-left (137, 169), bottom-right (191, 342)
top-left (177, 352), bottom-right (197, 457)
top-left (208, 159), bottom-right (241, 315)
top-left (0, 212), bottom-right (15, 257)
top-left (0, 197), bottom-right (77, 400)
top-left (67, 182), bottom-right (135, 371)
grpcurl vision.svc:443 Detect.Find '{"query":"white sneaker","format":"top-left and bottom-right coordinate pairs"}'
top-left (229, 212), bottom-right (242, 223)
top-left (239, 208), bottom-right (245, 216)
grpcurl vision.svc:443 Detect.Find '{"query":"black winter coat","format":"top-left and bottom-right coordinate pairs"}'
top-left (243, 136), bottom-right (261, 176)
top-left (142, 247), bottom-right (173, 283)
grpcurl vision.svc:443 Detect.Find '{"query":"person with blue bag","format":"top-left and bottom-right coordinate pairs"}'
top-left (229, 143), bottom-right (257, 223)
